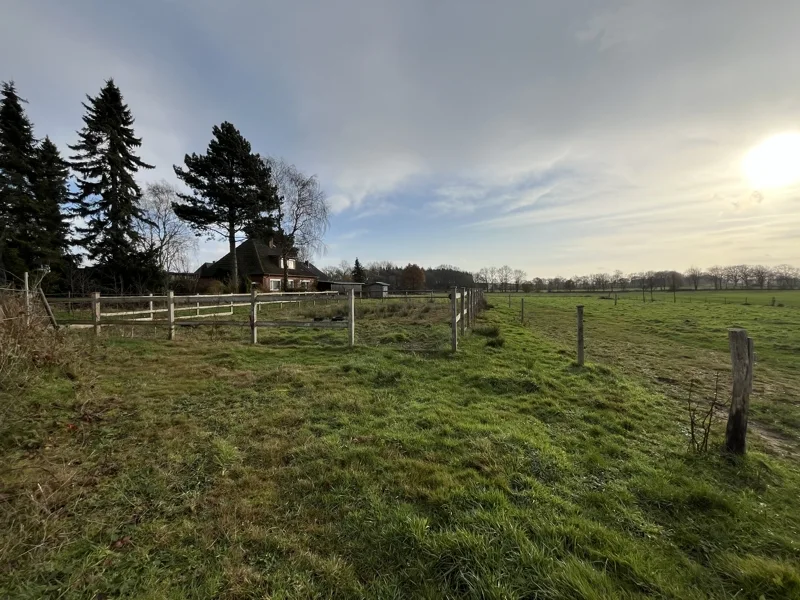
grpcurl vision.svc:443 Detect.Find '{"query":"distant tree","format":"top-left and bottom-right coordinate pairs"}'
top-left (533, 277), bottom-right (545, 292)
top-left (487, 266), bottom-right (498, 291)
top-left (707, 265), bottom-right (724, 290)
top-left (352, 257), bottom-right (366, 283)
top-left (134, 181), bottom-right (197, 273)
top-left (475, 268), bottom-right (488, 288)
top-left (645, 271), bottom-right (657, 300)
top-left (723, 265), bottom-right (739, 289)
top-left (498, 265), bottom-right (512, 292)
top-left (668, 271), bottom-right (683, 291)
top-left (0, 81), bottom-right (38, 281)
top-left (401, 263), bottom-right (425, 290)
top-left (264, 158), bottom-right (330, 289)
top-left (774, 264), bottom-right (799, 289)
top-left (425, 265), bottom-right (474, 290)
top-left (70, 79), bottom-right (155, 289)
top-left (512, 268), bottom-right (526, 292)
top-left (521, 281), bottom-right (533, 293)
top-left (685, 266), bottom-right (703, 290)
top-left (173, 121), bottom-right (278, 290)
top-left (563, 278), bottom-right (576, 292)
top-left (737, 264), bottom-right (752, 289)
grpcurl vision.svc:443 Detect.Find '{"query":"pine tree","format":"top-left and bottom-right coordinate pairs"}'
top-left (352, 258), bottom-right (366, 283)
top-left (31, 137), bottom-right (73, 270)
top-left (69, 79), bottom-right (154, 282)
top-left (174, 121), bottom-right (278, 290)
top-left (0, 81), bottom-right (38, 281)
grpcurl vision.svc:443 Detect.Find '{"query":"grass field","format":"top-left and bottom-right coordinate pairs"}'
top-left (2, 292), bottom-right (799, 598)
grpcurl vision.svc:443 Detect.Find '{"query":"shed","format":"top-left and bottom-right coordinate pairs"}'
top-left (316, 281), bottom-right (364, 295)
top-left (364, 281), bottom-right (390, 298)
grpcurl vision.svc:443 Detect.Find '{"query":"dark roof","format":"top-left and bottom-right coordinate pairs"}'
top-left (196, 239), bottom-right (324, 279)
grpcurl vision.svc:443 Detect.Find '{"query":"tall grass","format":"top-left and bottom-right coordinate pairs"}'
top-left (0, 293), bottom-right (82, 390)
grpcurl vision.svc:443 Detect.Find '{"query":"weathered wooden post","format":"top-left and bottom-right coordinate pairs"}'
top-left (23, 271), bottom-right (30, 325)
top-left (460, 287), bottom-right (466, 336)
top-left (451, 286), bottom-right (458, 352)
top-left (148, 292), bottom-right (154, 321)
top-left (521, 298), bottom-right (525, 322)
top-left (167, 291), bottom-right (175, 340)
top-left (614, 293), bottom-right (618, 306)
top-left (91, 291), bottom-right (101, 336)
top-left (348, 288), bottom-right (355, 347)
top-left (725, 329), bottom-right (753, 454)
top-left (250, 288), bottom-right (258, 344)
top-left (576, 305), bottom-right (585, 366)
top-left (196, 301), bottom-right (201, 316)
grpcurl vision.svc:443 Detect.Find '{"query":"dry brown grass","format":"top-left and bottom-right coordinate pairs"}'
top-left (0, 292), bottom-right (84, 391)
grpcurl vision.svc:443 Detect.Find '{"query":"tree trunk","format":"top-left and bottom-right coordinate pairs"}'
top-left (229, 227), bottom-right (238, 292)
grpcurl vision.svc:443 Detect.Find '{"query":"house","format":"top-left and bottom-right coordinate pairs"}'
top-left (196, 238), bottom-right (326, 291)
top-left (364, 281), bottom-right (390, 298)
top-left (316, 281), bottom-right (364, 295)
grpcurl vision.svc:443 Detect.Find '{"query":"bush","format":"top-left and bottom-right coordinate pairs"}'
top-left (486, 336), bottom-right (506, 348)
top-left (196, 279), bottom-right (226, 295)
top-left (0, 293), bottom-right (81, 390)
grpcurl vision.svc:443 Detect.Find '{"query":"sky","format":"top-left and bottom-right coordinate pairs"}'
top-left (2, 0), bottom-right (800, 278)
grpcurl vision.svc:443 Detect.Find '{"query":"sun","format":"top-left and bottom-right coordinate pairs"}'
top-left (743, 132), bottom-right (800, 189)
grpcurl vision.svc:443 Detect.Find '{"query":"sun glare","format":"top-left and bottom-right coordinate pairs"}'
top-left (743, 132), bottom-right (800, 189)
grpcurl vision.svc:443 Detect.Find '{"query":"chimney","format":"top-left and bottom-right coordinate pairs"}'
top-left (304, 260), bottom-right (309, 267)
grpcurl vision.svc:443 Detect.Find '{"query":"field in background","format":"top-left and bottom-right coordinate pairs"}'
top-left (511, 288), bottom-right (800, 308)
top-left (2, 292), bottom-right (799, 598)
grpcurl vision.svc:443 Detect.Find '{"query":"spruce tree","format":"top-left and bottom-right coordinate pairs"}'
top-left (69, 79), bottom-right (154, 283)
top-left (31, 137), bottom-right (73, 270)
top-left (352, 258), bottom-right (366, 283)
top-left (0, 81), bottom-right (37, 281)
top-left (173, 121), bottom-right (278, 290)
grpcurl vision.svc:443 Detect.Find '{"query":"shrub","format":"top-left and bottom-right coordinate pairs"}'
top-left (0, 293), bottom-right (81, 391)
top-left (486, 336), bottom-right (506, 348)
top-left (196, 279), bottom-right (226, 295)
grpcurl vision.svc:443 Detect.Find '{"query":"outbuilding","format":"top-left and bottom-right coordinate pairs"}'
top-left (364, 281), bottom-right (390, 298)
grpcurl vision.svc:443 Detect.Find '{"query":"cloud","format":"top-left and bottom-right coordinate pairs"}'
top-left (3, 0), bottom-right (800, 274)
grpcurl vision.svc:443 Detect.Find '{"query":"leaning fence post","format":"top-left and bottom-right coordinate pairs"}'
top-left (348, 288), bottom-right (355, 347)
top-left (576, 305), bottom-right (585, 366)
top-left (451, 286), bottom-right (458, 352)
top-left (250, 288), bottom-right (258, 344)
top-left (725, 329), bottom-right (752, 454)
top-left (167, 291), bottom-right (175, 340)
top-left (91, 292), bottom-right (101, 336)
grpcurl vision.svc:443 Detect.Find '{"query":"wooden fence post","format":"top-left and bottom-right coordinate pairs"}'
top-left (348, 288), bottom-right (355, 347)
top-left (250, 288), bottom-right (258, 344)
top-left (725, 329), bottom-right (753, 454)
top-left (23, 271), bottom-right (30, 326)
top-left (148, 292), bottom-right (154, 320)
top-left (460, 287), bottom-right (466, 336)
top-left (576, 305), bottom-right (584, 366)
top-left (91, 292), bottom-right (101, 336)
top-left (521, 298), bottom-right (525, 323)
top-left (451, 286), bottom-right (458, 353)
top-left (167, 291), bottom-right (175, 340)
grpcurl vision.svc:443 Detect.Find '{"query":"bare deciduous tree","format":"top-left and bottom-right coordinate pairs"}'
top-left (266, 158), bottom-right (330, 290)
top-left (751, 265), bottom-right (771, 289)
top-left (498, 265), bottom-right (512, 292)
top-left (134, 181), bottom-right (198, 273)
top-left (487, 266), bottom-right (498, 292)
top-left (685, 266), bottom-right (703, 290)
top-left (512, 269), bottom-right (527, 292)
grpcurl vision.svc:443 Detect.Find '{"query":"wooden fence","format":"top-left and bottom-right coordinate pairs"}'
top-left (47, 289), bottom-right (356, 347)
top-left (450, 287), bottom-right (484, 352)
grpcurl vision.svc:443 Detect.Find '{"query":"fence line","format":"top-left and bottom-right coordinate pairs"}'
top-left (450, 287), bottom-right (485, 352)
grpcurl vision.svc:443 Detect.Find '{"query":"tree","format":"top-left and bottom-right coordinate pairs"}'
top-left (0, 81), bottom-right (38, 281)
top-left (265, 158), bottom-right (330, 289)
top-left (498, 265), bottom-right (512, 292)
top-left (70, 79), bottom-right (155, 284)
top-left (134, 181), bottom-right (197, 273)
top-left (533, 277), bottom-right (545, 292)
top-left (707, 265), bottom-right (724, 290)
top-left (352, 258), bottom-right (366, 283)
top-left (737, 265), bottom-right (751, 289)
top-left (723, 265), bottom-right (739, 289)
top-left (685, 266), bottom-right (703, 290)
top-left (173, 121), bottom-right (278, 290)
top-left (512, 269), bottom-right (526, 292)
top-left (751, 265), bottom-right (771, 290)
top-left (401, 263), bottom-right (425, 290)
top-left (487, 266), bottom-right (498, 291)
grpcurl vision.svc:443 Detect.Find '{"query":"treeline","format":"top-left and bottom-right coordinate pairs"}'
top-left (323, 259), bottom-right (475, 290)
top-left (0, 79), bottom-right (328, 294)
top-left (473, 264), bottom-right (800, 293)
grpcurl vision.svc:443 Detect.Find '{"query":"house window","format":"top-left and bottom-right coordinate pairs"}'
top-left (270, 279), bottom-right (281, 292)
top-left (300, 280), bottom-right (310, 290)
top-left (287, 259), bottom-right (296, 270)
top-left (287, 279), bottom-right (295, 289)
